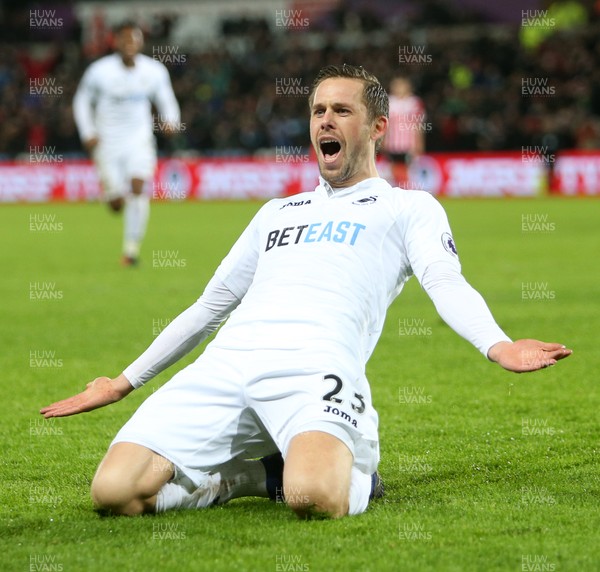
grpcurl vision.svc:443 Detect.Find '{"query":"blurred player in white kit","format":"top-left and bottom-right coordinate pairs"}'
top-left (73, 21), bottom-right (180, 266)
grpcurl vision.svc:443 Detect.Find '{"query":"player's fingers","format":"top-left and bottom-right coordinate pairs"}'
top-left (525, 349), bottom-right (573, 371)
top-left (42, 399), bottom-right (89, 418)
top-left (555, 348), bottom-right (572, 360)
top-left (517, 351), bottom-right (556, 372)
top-left (540, 343), bottom-right (572, 356)
top-left (40, 393), bottom-right (88, 417)
top-left (529, 358), bottom-right (556, 371)
top-left (41, 406), bottom-right (65, 418)
top-left (43, 406), bottom-right (81, 418)
top-left (41, 405), bottom-right (73, 418)
top-left (545, 348), bottom-right (572, 361)
top-left (539, 342), bottom-right (568, 352)
top-left (40, 384), bottom-right (91, 413)
top-left (40, 380), bottom-right (105, 414)
top-left (40, 400), bottom-right (71, 414)
top-left (42, 393), bottom-right (84, 410)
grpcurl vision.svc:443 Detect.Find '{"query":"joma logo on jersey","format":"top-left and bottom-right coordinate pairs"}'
top-left (280, 199), bottom-right (311, 209)
top-left (323, 405), bottom-right (358, 428)
top-left (265, 221), bottom-right (366, 251)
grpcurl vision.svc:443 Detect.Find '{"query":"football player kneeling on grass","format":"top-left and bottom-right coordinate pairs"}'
top-left (43, 64), bottom-right (572, 519)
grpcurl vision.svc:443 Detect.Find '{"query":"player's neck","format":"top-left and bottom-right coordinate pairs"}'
top-left (120, 55), bottom-right (136, 67)
top-left (327, 164), bottom-right (380, 190)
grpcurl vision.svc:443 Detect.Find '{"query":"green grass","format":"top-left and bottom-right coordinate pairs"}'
top-left (1, 197), bottom-right (598, 572)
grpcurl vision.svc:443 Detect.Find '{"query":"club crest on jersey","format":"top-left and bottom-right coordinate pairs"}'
top-left (441, 232), bottom-right (458, 256)
top-left (352, 195), bottom-right (377, 205)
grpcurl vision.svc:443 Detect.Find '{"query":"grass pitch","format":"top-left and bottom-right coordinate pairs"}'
top-left (1, 197), bottom-right (598, 572)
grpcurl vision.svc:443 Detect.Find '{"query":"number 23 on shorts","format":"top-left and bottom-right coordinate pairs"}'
top-left (322, 374), bottom-right (365, 430)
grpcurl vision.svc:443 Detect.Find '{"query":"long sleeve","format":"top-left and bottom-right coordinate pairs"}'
top-left (420, 260), bottom-right (512, 358)
top-left (123, 201), bottom-right (268, 388)
top-left (123, 276), bottom-right (240, 388)
top-left (73, 68), bottom-right (98, 142)
top-left (152, 66), bottom-right (180, 129)
top-left (398, 191), bottom-right (511, 358)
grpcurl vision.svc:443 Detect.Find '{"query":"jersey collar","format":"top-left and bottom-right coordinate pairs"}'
top-left (316, 176), bottom-right (392, 198)
top-left (116, 53), bottom-right (140, 69)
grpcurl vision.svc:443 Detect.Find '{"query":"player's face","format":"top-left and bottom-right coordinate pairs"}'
top-left (310, 78), bottom-right (383, 188)
top-left (391, 78), bottom-right (411, 97)
top-left (115, 27), bottom-right (143, 59)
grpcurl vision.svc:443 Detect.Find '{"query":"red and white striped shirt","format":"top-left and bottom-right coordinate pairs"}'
top-left (384, 94), bottom-right (426, 154)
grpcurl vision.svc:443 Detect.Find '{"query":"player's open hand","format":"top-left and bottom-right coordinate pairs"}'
top-left (40, 374), bottom-right (134, 418)
top-left (487, 339), bottom-right (572, 373)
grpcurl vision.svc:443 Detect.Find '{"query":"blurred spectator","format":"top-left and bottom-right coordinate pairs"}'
top-left (383, 76), bottom-right (426, 187)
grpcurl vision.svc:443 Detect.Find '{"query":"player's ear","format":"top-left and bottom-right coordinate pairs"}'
top-left (371, 115), bottom-right (388, 145)
top-left (134, 28), bottom-right (144, 48)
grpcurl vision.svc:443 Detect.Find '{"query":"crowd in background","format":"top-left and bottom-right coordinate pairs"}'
top-left (1, 0), bottom-right (600, 159)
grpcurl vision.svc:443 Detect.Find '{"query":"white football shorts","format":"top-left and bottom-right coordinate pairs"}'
top-left (112, 346), bottom-right (380, 487)
top-left (93, 137), bottom-right (157, 200)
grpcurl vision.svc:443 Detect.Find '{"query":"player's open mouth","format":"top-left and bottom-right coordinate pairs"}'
top-left (320, 139), bottom-right (342, 163)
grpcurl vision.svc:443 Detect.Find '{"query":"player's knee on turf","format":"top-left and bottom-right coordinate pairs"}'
top-left (91, 469), bottom-right (128, 514)
top-left (283, 432), bottom-right (353, 518)
top-left (284, 477), bottom-right (348, 519)
top-left (90, 466), bottom-right (142, 515)
top-left (91, 464), bottom-right (161, 516)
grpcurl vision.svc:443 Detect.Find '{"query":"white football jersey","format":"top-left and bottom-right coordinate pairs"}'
top-left (211, 176), bottom-right (460, 376)
top-left (73, 53), bottom-right (180, 144)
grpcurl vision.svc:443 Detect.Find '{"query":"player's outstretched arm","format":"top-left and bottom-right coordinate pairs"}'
top-left (40, 374), bottom-right (134, 418)
top-left (487, 339), bottom-right (572, 373)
